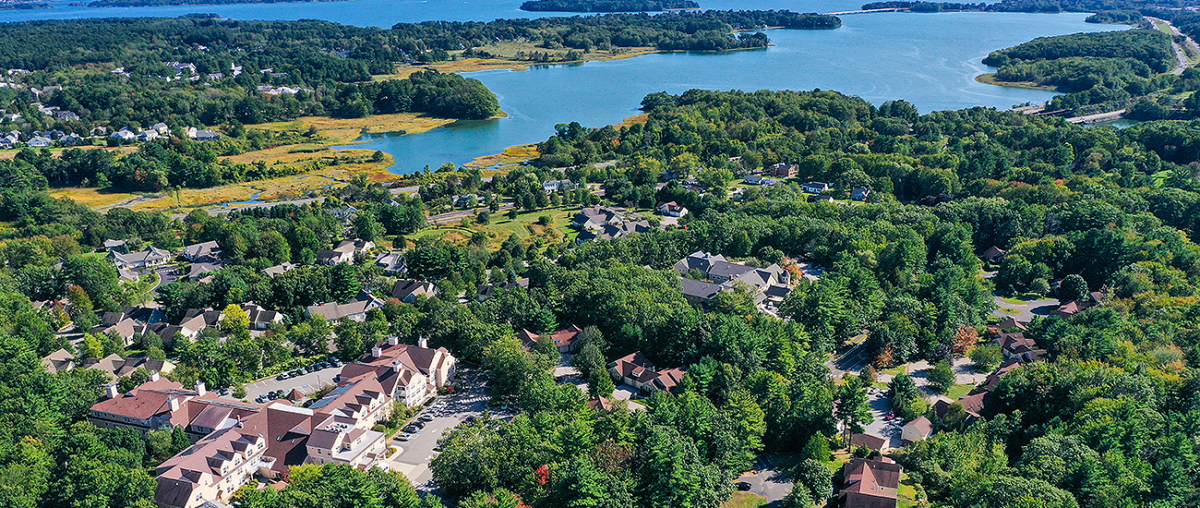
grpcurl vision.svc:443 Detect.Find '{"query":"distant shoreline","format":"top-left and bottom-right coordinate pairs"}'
top-left (85, 0), bottom-right (347, 8)
top-left (974, 72), bottom-right (1065, 92)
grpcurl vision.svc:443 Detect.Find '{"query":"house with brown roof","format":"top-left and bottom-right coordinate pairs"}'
top-left (153, 421), bottom-right (268, 508)
top-left (261, 262), bottom-right (299, 278)
top-left (241, 302), bottom-right (283, 330)
top-left (656, 201), bottom-right (688, 217)
top-left (608, 351), bottom-right (688, 393)
top-left (586, 395), bottom-right (614, 411)
top-left (850, 433), bottom-right (888, 452)
top-left (518, 324), bottom-right (584, 354)
top-left (1051, 300), bottom-right (1092, 319)
top-left (354, 336), bottom-right (457, 393)
top-left (840, 458), bottom-right (902, 508)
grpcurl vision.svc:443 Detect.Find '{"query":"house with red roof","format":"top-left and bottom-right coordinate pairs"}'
top-left (840, 458), bottom-right (902, 508)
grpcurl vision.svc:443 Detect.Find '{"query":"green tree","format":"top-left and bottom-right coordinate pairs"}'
top-left (928, 360), bottom-right (956, 394)
top-left (1058, 274), bottom-right (1089, 302)
top-left (970, 343), bottom-right (1002, 372)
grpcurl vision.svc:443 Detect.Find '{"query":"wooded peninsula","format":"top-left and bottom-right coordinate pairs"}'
top-left (519, 0), bottom-right (699, 12)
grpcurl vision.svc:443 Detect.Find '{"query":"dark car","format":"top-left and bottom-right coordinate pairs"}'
top-left (736, 482), bottom-right (752, 491)
top-left (413, 420), bottom-right (426, 428)
top-left (403, 425), bottom-right (420, 433)
top-left (277, 374), bottom-right (288, 381)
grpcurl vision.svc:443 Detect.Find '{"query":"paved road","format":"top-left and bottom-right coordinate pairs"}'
top-left (385, 369), bottom-right (499, 492)
top-left (735, 458), bottom-right (796, 507)
top-left (991, 295), bottom-right (1059, 321)
top-left (231, 364), bottom-right (345, 402)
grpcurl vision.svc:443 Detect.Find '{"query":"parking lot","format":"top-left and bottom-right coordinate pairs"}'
top-left (383, 369), bottom-right (499, 491)
top-left (230, 361), bottom-right (345, 402)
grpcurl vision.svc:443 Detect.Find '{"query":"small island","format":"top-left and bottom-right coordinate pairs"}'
top-left (520, 0), bottom-right (699, 12)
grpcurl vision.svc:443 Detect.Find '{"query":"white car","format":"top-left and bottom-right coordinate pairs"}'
top-left (398, 433), bottom-right (414, 441)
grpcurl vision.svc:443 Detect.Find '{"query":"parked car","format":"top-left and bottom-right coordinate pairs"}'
top-left (413, 421), bottom-right (426, 428)
top-left (397, 433), bottom-right (414, 441)
top-left (276, 374), bottom-right (287, 381)
top-left (419, 414), bottom-right (434, 421)
top-left (736, 482), bottom-right (752, 491)
top-left (403, 425), bottom-right (420, 433)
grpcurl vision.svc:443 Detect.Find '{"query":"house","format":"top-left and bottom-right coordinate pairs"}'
top-left (586, 395), bottom-right (614, 411)
top-left (476, 278), bottom-right (529, 302)
top-left (573, 206), bottom-right (623, 230)
top-left (808, 195), bottom-right (834, 203)
top-left (153, 423), bottom-right (268, 508)
top-left (41, 348), bottom-right (76, 374)
top-left (679, 277), bottom-right (724, 307)
top-left (577, 220), bottom-right (653, 242)
top-left (55, 110), bottom-right (80, 121)
top-left (996, 332), bottom-right (1045, 362)
top-left (348, 335), bottom-right (457, 393)
top-left (262, 262), bottom-right (299, 278)
top-left (374, 252), bottom-right (406, 276)
top-left (542, 179), bottom-right (573, 193)
top-left (518, 324), bottom-right (584, 353)
top-left (110, 129), bottom-right (137, 142)
top-left (186, 262), bottom-right (221, 281)
top-left (83, 354), bottom-right (176, 381)
top-left (983, 245), bottom-right (1006, 264)
top-left (99, 305), bottom-right (166, 327)
top-left (306, 292), bottom-right (384, 323)
top-left (60, 133), bottom-right (83, 145)
top-left (901, 416), bottom-right (932, 445)
top-left (989, 317), bottom-right (1027, 333)
top-left (840, 458), bottom-right (902, 508)
top-left (849, 433), bottom-right (888, 453)
top-left (189, 129), bottom-right (221, 142)
top-left (241, 303), bottom-right (283, 330)
top-left (391, 279), bottom-right (438, 303)
top-left (851, 188), bottom-right (871, 201)
top-left (181, 241), bottom-right (221, 262)
top-left (802, 181), bottom-right (831, 194)
top-left (656, 201), bottom-right (688, 217)
top-left (744, 175), bottom-right (766, 185)
top-left (137, 130), bottom-right (159, 142)
top-left (673, 251), bottom-right (790, 306)
top-left (607, 351), bottom-right (688, 393)
top-left (1051, 300), bottom-right (1091, 319)
top-left (317, 239), bottom-right (374, 265)
top-left (27, 135), bottom-right (51, 147)
top-left (110, 246), bottom-right (173, 269)
top-left (151, 123), bottom-right (171, 135)
top-left (768, 162), bottom-right (796, 178)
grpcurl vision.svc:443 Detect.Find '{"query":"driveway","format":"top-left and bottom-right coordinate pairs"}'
top-left (231, 364), bottom-right (345, 402)
top-left (735, 459), bottom-right (795, 507)
top-left (991, 295), bottom-right (1059, 321)
top-left (860, 388), bottom-right (902, 448)
top-left (385, 369), bottom-right (496, 492)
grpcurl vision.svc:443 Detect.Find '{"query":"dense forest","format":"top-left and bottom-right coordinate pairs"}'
top-left (3, 78), bottom-right (1200, 507)
top-left (519, 0), bottom-right (699, 12)
top-left (980, 30), bottom-right (1173, 94)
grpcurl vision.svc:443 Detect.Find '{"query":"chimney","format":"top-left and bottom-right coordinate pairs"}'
top-left (104, 384), bottom-right (119, 398)
top-left (148, 370), bottom-right (161, 382)
top-left (195, 381), bottom-right (206, 396)
top-left (387, 336), bottom-right (398, 346)
top-left (418, 337), bottom-right (428, 349)
top-left (393, 360), bottom-right (401, 373)
top-left (371, 346), bottom-right (382, 358)
top-left (168, 396), bottom-right (180, 412)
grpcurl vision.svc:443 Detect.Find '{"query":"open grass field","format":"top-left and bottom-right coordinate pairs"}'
top-left (465, 144), bottom-right (540, 169)
top-left (942, 382), bottom-right (975, 400)
top-left (248, 112), bottom-right (456, 145)
top-left (409, 207), bottom-right (577, 250)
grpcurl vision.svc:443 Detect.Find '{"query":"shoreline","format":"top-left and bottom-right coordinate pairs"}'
top-left (974, 72), bottom-right (1064, 92)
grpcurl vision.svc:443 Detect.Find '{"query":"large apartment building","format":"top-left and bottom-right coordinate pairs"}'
top-left (90, 339), bottom-right (456, 508)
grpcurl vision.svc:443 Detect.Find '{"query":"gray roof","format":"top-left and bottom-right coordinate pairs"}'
top-left (680, 278), bottom-right (723, 301)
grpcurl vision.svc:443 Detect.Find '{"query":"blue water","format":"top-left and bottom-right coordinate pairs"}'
top-left (0, 0), bottom-right (1126, 174)
top-left (0, 0), bottom-right (872, 26)
top-left (336, 12), bottom-right (1124, 173)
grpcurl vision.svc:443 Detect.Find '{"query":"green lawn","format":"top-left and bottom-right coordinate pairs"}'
top-left (942, 382), bottom-right (975, 400)
top-left (722, 492), bottom-right (767, 508)
top-left (999, 296), bottom-right (1029, 305)
top-left (998, 307), bottom-right (1023, 315)
top-left (897, 475), bottom-right (922, 508)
